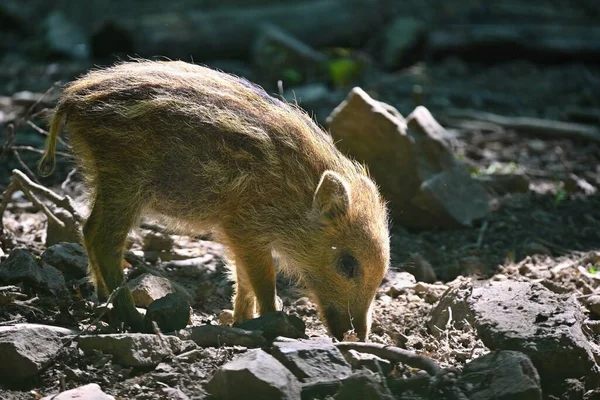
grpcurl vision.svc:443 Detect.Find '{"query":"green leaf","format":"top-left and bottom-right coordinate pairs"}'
top-left (328, 58), bottom-right (362, 88)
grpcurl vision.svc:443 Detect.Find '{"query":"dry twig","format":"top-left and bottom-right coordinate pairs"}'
top-left (335, 342), bottom-right (442, 376)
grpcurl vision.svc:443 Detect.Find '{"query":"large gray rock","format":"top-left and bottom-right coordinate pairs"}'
top-left (429, 281), bottom-right (600, 390)
top-left (459, 351), bottom-right (542, 400)
top-left (0, 248), bottom-right (66, 294)
top-left (207, 349), bottom-right (302, 400)
top-left (77, 333), bottom-right (184, 367)
top-left (271, 338), bottom-right (352, 383)
top-left (41, 383), bottom-right (114, 400)
top-left (0, 324), bottom-right (77, 380)
top-left (327, 88), bottom-right (489, 229)
top-left (41, 242), bottom-right (88, 279)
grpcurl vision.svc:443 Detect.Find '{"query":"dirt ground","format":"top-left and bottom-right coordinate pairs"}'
top-left (0, 59), bottom-right (599, 399)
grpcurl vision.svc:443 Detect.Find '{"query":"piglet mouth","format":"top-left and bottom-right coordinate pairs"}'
top-left (323, 307), bottom-right (367, 342)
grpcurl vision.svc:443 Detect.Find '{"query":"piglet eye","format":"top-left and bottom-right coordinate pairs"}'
top-left (337, 253), bottom-right (359, 279)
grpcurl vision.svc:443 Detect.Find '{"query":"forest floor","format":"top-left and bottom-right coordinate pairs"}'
top-left (0, 58), bottom-right (599, 399)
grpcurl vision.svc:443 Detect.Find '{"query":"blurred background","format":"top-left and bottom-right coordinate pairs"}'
top-left (1, 0), bottom-right (599, 184)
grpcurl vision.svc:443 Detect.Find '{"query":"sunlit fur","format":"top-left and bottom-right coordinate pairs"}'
top-left (38, 60), bottom-right (390, 339)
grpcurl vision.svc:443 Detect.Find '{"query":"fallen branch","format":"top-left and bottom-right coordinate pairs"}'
top-left (0, 169), bottom-right (83, 246)
top-left (177, 325), bottom-right (268, 348)
top-left (442, 109), bottom-right (600, 144)
top-left (334, 342), bottom-right (441, 376)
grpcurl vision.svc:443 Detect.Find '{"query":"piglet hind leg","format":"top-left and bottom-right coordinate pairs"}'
top-left (83, 186), bottom-right (146, 332)
top-left (226, 233), bottom-right (278, 324)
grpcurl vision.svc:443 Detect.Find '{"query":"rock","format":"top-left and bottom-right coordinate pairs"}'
top-left (0, 323), bottom-right (77, 380)
top-left (381, 271), bottom-right (416, 297)
top-left (40, 242), bottom-right (88, 279)
top-left (327, 89), bottom-right (489, 229)
top-left (429, 281), bottom-right (600, 391)
top-left (271, 338), bottom-right (351, 382)
top-left (403, 253), bottom-right (437, 283)
top-left (334, 369), bottom-right (394, 400)
top-left (41, 383), bottom-right (114, 400)
top-left (128, 273), bottom-right (175, 308)
top-left (144, 292), bottom-right (191, 332)
top-left (343, 349), bottom-right (392, 376)
top-left (41, 10), bottom-right (89, 59)
top-left (236, 311), bottom-right (306, 340)
top-left (207, 349), bottom-right (301, 400)
top-left (77, 333), bottom-right (184, 367)
top-left (142, 231), bottom-right (174, 252)
top-left (381, 17), bottom-right (426, 70)
top-left (475, 173), bottom-right (531, 195)
top-left (177, 325), bottom-right (267, 348)
top-left (427, 282), bottom-right (476, 338)
top-left (582, 295), bottom-right (600, 317)
top-left (252, 23), bottom-right (328, 86)
top-left (459, 351), bottom-right (542, 400)
top-left (0, 248), bottom-right (66, 294)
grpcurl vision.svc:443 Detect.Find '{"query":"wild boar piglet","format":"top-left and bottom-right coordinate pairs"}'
top-left (38, 60), bottom-right (390, 340)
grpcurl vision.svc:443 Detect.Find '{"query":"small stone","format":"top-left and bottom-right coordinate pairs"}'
top-left (142, 231), bottom-right (174, 252)
top-left (41, 242), bottom-right (88, 279)
top-left (271, 338), bottom-right (352, 382)
top-left (459, 351), bottom-right (542, 400)
top-left (0, 248), bottom-right (66, 294)
top-left (344, 349), bottom-right (392, 376)
top-left (0, 324), bottom-right (77, 380)
top-left (77, 333), bottom-right (184, 367)
top-left (41, 383), bottom-right (114, 400)
top-left (128, 273), bottom-right (175, 308)
top-left (219, 309), bottom-right (234, 326)
top-left (582, 295), bottom-right (600, 317)
top-left (404, 253), bottom-right (437, 283)
top-left (237, 311), bottom-right (306, 341)
top-left (382, 271), bottom-right (416, 297)
top-left (144, 292), bottom-right (191, 332)
top-left (207, 349), bottom-right (301, 400)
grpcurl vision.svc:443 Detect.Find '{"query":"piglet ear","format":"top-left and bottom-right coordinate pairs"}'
top-left (312, 171), bottom-right (351, 221)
